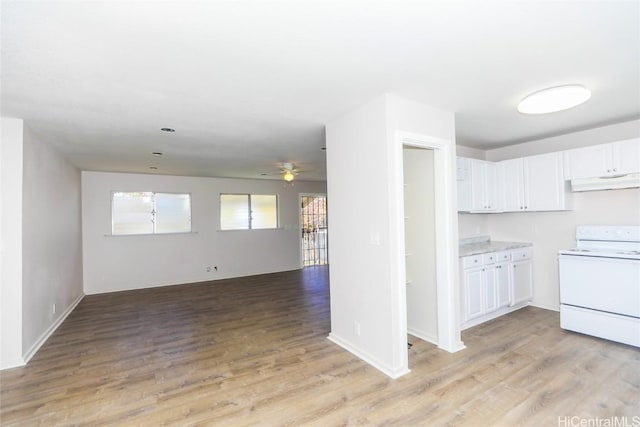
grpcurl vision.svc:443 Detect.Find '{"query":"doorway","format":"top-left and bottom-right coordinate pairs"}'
top-left (300, 194), bottom-right (328, 267)
top-left (393, 130), bottom-right (464, 367)
top-left (403, 146), bottom-right (438, 347)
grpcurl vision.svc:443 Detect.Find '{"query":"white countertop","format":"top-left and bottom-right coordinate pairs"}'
top-left (459, 236), bottom-right (532, 257)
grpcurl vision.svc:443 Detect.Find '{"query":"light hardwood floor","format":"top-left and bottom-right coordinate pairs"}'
top-left (1, 267), bottom-right (638, 426)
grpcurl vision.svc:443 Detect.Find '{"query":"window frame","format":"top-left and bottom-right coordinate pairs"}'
top-left (219, 193), bottom-right (279, 231)
top-left (110, 191), bottom-right (193, 236)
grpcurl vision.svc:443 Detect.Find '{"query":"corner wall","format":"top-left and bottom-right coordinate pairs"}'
top-left (21, 126), bottom-right (84, 358)
top-left (82, 171), bottom-right (327, 294)
top-left (326, 94), bottom-right (457, 378)
top-left (1, 117), bottom-right (24, 369)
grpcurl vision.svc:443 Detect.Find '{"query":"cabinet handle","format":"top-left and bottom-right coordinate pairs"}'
top-left (520, 206), bottom-right (524, 210)
top-left (524, 206), bottom-right (528, 209)
top-left (613, 168), bottom-right (617, 172)
top-left (607, 169), bottom-right (611, 173)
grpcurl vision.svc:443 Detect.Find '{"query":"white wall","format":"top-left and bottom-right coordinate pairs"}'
top-left (486, 120), bottom-right (640, 162)
top-left (0, 117), bottom-right (24, 369)
top-left (82, 171), bottom-right (326, 294)
top-left (485, 119), bottom-right (640, 311)
top-left (326, 95), bottom-right (395, 373)
top-left (326, 94), bottom-right (457, 378)
top-left (21, 126), bottom-right (84, 357)
top-left (456, 145), bottom-right (485, 160)
top-left (458, 213), bottom-right (489, 239)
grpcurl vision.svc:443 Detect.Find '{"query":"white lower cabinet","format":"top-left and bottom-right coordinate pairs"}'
top-left (510, 249), bottom-right (533, 306)
top-left (484, 265), bottom-right (498, 313)
top-left (463, 266), bottom-right (484, 320)
top-left (461, 247), bottom-right (533, 329)
top-left (496, 261), bottom-right (510, 308)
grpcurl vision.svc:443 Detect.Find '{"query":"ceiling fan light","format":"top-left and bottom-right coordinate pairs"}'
top-left (517, 85), bottom-right (591, 114)
top-left (283, 171), bottom-right (295, 182)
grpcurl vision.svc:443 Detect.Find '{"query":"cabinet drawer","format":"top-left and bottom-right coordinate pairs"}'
top-left (462, 255), bottom-right (483, 269)
top-left (511, 247), bottom-right (532, 260)
top-left (495, 251), bottom-right (511, 262)
top-left (482, 252), bottom-right (497, 264)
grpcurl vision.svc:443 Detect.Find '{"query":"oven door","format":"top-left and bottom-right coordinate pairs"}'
top-left (559, 254), bottom-right (640, 318)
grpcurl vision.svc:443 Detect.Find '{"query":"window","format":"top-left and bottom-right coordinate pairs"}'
top-left (220, 194), bottom-right (277, 230)
top-left (112, 192), bottom-right (191, 235)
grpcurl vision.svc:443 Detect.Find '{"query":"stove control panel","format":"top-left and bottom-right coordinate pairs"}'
top-left (576, 226), bottom-right (640, 242)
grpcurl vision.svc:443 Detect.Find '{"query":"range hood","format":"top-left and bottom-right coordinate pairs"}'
top-left (571, 173), bottom-right (640, 192)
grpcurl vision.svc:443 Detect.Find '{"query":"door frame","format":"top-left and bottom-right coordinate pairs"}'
top-left (391, 130), bottom-right (464, 355)
top-left (298, 193), bottom-right (328, 268)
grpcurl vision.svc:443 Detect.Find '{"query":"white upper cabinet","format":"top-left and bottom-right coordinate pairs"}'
top-left (497, 158), bottom-right (525, 212)
top-left (614, 138), bottom-right (640, 176)
top-left (458, 158), bottom-right (498, 213)
top-left (524, 152), bottom-right (569, 211)
top-left (563, 138), bottom-right (640, 179)
top-left (498, 152), bottom-right (570, 212)
top-left (470, 160), bottom-right (498, 212)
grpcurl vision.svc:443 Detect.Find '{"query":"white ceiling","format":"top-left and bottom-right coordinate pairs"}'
top-left (2, 1), bottom-right (639, 181)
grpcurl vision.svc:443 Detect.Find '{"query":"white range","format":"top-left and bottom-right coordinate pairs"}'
top-left (558, 225), bottom-right (640, 347)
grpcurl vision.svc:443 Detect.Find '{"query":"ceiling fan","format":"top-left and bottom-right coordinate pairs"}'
top-left (280, 162), bottom-right (298, 182)
top-left (261, 162), bottom-right (301, 182)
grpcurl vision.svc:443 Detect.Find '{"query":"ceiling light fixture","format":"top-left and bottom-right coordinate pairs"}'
top-left (517, 85), bottom-right (591, 114)
top-left (160, 127), bottom-right (175, 132)
top-left (283, 171), bottom-right (295, 182)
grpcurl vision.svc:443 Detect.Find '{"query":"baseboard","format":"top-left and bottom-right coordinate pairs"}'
top-left (0, 356), bottom-right (26, 370)
top-left (22, 293), bottom-right (84, 364)
top-left (327, 333), bottom-right (410, 379)
top-left (407, 328), bottom-right (438, 346)
top-left (461, 302), bottom-right (529, 331)
top-left (529, 302), bottom-right (560, 312)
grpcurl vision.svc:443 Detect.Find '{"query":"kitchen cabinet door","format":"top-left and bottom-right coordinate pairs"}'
top-left (613, 138), bottom-right (640, 175)
top-left (469, 159), bottom-right (498, 212)
top-left (563, 144), bottom-right (610, 179)
top-left (484, 266), bottom-right (498, 313)
top-left (485, 162), bottom-right (498, 212)
top-left (510, 259), bottom-right (533, 306)
top-left (498, 158), bottom-right (525, 212)
top-left (523, 152), bottom-right (567, 211)
top-left (456, 157), bottom-right (472, 212)
top-left (463, 267), bottom-right (484, 321)
top-left (496, 262), bottom-right (510, 308)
